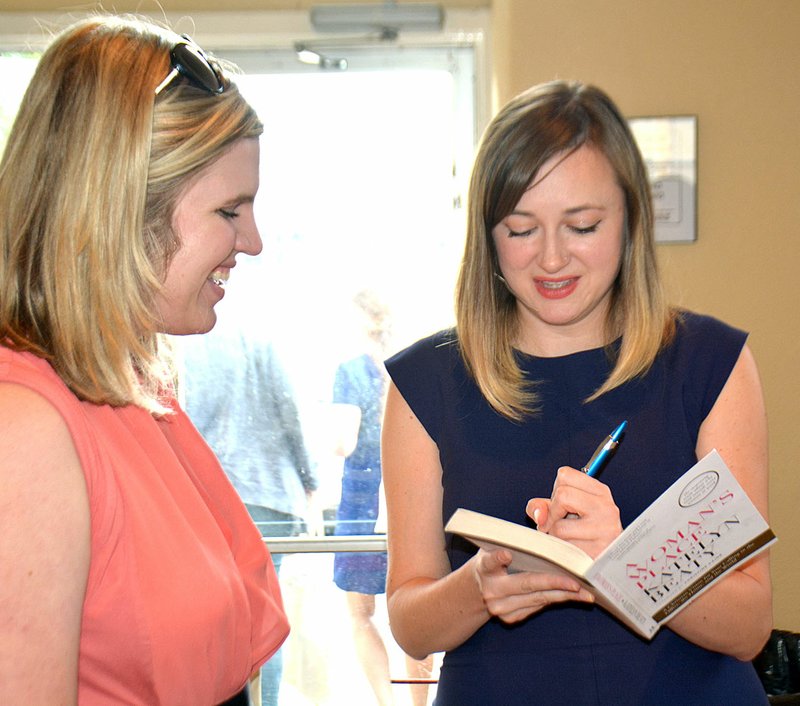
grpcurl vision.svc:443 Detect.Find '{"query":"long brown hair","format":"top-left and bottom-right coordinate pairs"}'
top-left (455, 80), bottom-right (674, 420)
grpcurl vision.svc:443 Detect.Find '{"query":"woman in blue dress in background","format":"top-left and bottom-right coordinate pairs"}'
top-left (382, 81), bottom-right (771, 705)
top-left (333, 290), bottom-right (391, 596)
top-left (333, 290), bottom-right (432, 706)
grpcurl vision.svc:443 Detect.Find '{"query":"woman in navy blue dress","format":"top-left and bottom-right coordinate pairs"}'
top-left (382, 81), bottom-right (771, 705)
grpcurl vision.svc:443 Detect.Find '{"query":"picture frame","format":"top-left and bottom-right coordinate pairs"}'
top-left (628, 115), bottom-right (697, 243)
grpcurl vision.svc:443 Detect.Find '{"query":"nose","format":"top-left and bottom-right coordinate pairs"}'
top-left (538, 230), bottom-right (569, 273)
top-left (237, 216), bottom-right (263, 257)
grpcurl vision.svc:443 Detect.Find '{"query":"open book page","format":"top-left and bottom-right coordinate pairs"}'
top-left (445, 509), bottom-right (594, 580)
top-left (588, 449), bottom-right (775, 638)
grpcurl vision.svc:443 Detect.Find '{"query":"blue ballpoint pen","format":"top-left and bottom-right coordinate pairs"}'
top-left (581, 420), bottom-right (628, 477)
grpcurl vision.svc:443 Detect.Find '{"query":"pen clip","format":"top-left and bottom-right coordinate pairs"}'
top-left (581, 437), bottom-right (616, 473)
top-left (581, 420), bottom-right (627, 476)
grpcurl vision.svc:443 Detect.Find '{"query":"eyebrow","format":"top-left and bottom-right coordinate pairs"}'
top-left (508, 204), bottom-right (606, 217)
top-left (225, 193), bottom-right (257, 206)
top-left (564, 204), bottom-right (606, 215)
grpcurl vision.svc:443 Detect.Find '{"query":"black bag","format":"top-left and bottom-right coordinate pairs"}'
top-left (754, 629), bottom-right (800, 696)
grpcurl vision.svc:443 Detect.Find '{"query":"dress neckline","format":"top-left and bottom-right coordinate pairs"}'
top-left (513, 336), bottom-right (621, 364)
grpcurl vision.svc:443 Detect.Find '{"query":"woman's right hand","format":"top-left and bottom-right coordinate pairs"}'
top-left (527, 465), bottom-right (623, 559)
top-left (471, 547), bottom-right (594, 624)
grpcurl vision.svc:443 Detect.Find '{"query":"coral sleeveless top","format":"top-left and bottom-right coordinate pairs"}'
top-left (0, 348), bottom-right (289, 705)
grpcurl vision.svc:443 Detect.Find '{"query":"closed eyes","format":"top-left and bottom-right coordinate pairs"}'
top-left (506, 220), bottom-right (602, 237)
top-left (570, 221), bottom-right (601, 235)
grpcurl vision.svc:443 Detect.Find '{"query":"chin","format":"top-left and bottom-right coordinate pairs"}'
top-left (165, 313), bottom-right (218, 336)
top-left (193, 318), bottom-right (218, 335)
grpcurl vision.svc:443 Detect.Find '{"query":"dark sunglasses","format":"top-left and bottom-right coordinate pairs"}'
top-left (154, 36), bottom-right (225, 96)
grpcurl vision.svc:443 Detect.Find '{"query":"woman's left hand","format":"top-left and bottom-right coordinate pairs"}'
top-left (526, 466), bottom-right (622, 559)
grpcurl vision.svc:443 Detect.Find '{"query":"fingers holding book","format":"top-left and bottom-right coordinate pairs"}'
top-left (527, 466), bottom-right (622, 559)
top-left (471, 546), bottom-right (594, 624)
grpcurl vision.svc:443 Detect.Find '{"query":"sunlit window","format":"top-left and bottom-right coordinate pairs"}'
top-left (176, 48), bottom-right (474, 704)
top-left (0, 53), bottom-right (38, 156)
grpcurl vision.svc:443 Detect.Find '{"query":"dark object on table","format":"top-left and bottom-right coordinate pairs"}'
top-left (754, 629), bottom-right (800, 703)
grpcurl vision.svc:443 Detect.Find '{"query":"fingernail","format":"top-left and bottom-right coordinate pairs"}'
top-left (533, 508), bottom-right (540, 525)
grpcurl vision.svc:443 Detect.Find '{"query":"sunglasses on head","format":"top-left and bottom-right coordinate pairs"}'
top-left (154, 35), bottom-right (225, 96)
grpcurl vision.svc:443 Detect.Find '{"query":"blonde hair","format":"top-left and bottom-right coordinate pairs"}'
top-left (0, 15), bottom-right (262, 413)
top-left (455, 80), bottom-right (674, 421)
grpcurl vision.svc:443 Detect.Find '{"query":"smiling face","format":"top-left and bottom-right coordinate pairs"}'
top-left (492, 144), bottom-right (625, 356)
top-left (156, 137), bottom-right (262, 335)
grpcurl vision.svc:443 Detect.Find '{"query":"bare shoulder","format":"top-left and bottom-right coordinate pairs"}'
top-left (0, 379), bottom-right (90, 538)
top-left (0, 381), bottom-right (89, 700)
top-left (382, 382), bottom-right (450, 585)
top-left (0, 380), bottom-right (88, 485)
top-left (697, 343), bottom-right (768, 511)
top-left (698, 344), bottom-right (767, 458)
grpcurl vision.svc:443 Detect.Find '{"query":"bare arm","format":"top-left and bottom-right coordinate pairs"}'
top-left (0, 383), bottom-right (90, 704)
top-left (663, 344), bottom-right (772, 660)
top-left (382, 383), bottom-right (592, 660)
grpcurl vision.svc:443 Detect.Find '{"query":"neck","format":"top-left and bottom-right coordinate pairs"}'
top-left (514, 315), bottom-right (613, 358)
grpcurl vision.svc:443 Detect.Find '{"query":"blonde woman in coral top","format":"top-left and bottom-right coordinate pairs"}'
top-left (0, 15), bottom-right (288, 705)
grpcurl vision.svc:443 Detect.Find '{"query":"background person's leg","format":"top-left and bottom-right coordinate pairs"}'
top-left (245, 504), bottom-right (300, 706)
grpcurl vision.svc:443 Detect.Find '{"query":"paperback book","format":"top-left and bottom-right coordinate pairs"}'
top-left (445, 450), bottom-right (775, 639)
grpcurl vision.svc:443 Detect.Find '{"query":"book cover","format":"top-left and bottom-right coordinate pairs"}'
top-left (444, 449), bottom-right (776, 639)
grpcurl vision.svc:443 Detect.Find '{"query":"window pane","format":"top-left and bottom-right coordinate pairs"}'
top-left (279, 552), bottom-right (440, 705)
top-left (178, 54), bottom-right (472, 543)
top-left (177, 48), bottom-right (471, 704)
top-left (0, 53), bottom-right (39, 155)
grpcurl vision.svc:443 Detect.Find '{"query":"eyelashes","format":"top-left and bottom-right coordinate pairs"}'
top-left (508, 227), bottom-right (536, 238)
top-left (506, 221), bottom-right (602, 237)
top-left (570, 221), bottom-right (601, 235)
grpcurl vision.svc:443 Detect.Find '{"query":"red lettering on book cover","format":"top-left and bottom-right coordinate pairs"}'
top-left (624, 489), bottom-right (739, 602)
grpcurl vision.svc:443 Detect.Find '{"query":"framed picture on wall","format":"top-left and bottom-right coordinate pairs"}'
top-left (628, 115), bottom-right (697, 243)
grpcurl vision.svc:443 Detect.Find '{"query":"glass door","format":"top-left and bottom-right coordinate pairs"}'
top-left (177, 43), bottom-right (477, 705)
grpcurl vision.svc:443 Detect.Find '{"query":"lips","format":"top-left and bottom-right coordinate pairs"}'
top-left (209, 269), bottom-right (230, 287)
top-left (534, 277), bottom-right (578, 299)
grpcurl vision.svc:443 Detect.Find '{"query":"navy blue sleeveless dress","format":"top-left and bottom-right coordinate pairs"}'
top-left (385, 312), bottom-right (767, 706)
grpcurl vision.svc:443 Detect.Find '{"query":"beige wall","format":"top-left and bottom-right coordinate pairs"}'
top-left (492, 0), bottom-right (800, 630)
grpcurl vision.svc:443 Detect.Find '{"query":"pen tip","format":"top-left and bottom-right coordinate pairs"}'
top-left (612, 420), bottom-right (628, 440)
